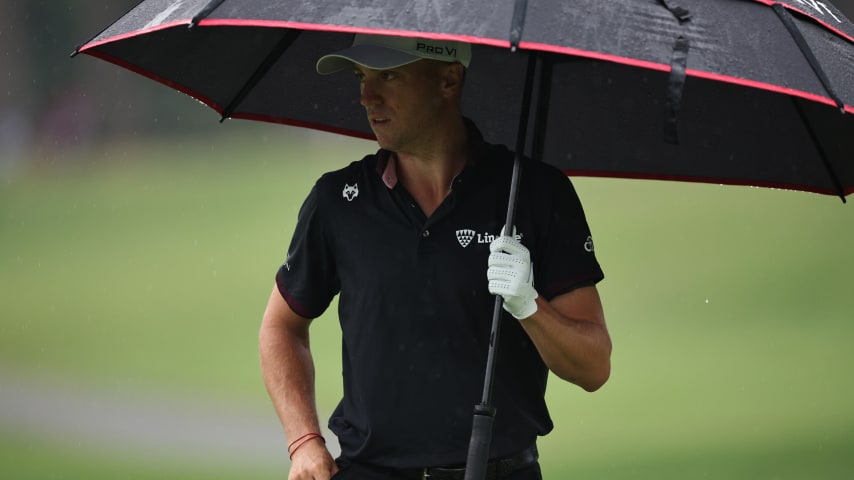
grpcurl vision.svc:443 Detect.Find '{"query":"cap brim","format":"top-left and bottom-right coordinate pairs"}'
top-left (316, 45), bottom-right (422, 75)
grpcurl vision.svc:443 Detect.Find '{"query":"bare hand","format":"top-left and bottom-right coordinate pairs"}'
top-left (288, 439), bottom-right (339, 480)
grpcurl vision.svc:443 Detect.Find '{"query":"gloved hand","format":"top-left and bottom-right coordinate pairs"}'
top-left (487, 234), bottom-right (538, 320)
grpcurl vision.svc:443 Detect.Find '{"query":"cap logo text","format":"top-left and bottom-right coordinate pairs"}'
top-left (417, 42), bottom-right (457, 58)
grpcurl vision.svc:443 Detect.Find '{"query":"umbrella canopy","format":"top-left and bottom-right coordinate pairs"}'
top-left (74, 0), bottom-right (854, 200)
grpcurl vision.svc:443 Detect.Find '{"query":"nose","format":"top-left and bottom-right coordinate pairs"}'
top-left (359, 79), bottom-right (380, 107)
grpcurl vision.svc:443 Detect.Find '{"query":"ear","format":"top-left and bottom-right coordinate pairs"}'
top-left (439, 63), bottom-right (465, 98)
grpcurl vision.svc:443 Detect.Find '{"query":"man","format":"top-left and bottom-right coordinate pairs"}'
top-left (259, 34), bottom-right (611, 480)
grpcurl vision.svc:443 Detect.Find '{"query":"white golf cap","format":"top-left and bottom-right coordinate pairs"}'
top-left (316, 34), bottom-right (471, 75)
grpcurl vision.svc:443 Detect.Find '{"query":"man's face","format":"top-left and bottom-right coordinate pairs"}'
top-left (354, 60), bottom-right (448, 154)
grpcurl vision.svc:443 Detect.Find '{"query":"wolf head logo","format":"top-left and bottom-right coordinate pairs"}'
top-left (342, 183), bottom-right (359, 202)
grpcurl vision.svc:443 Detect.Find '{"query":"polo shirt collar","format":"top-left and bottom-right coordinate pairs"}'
top-left (374, 118), bottom-right (487, 189)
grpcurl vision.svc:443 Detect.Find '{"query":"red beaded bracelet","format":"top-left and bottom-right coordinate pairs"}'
top-left (288, 432), bottom-right (325, 460)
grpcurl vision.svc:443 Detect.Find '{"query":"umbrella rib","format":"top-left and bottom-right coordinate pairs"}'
top-left (219, 29), bottom-right (302, 122)
top-left (657, 0), bottom-right (692, 23)
top-left (664, 35), bottom-right (690, 145)
top-left (509, 0), bottom-right (529, 52)
top-left (656, 0), bottom-right (692, 145)
top-left (790, 97), bottom-right (848, 203)
top-left (190, 0), bottom-right (228, 29)
top-left (773, 4), bottom-right (846, 113)
top-left (70, 0), bottom-right (147, 57)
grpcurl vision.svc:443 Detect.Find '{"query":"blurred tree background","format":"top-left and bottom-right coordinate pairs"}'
top-left (0, 3), bottom-right (335, 476)
top-left (1, 0), bottom-right (237, 173)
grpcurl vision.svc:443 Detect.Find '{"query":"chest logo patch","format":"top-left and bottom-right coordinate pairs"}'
top-left (456, 229), bottom-right (476, 248)
top-left (342, 183), bottom-right (359, 202)
top-left (455, 228), bottom-right (526, 248)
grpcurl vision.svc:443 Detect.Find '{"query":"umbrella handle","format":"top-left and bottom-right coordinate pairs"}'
top-left (463, 404), bottom-right (496, 480)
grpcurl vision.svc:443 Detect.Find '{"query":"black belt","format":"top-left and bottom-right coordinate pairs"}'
top-left (413, 445), bottom-right (539, 480)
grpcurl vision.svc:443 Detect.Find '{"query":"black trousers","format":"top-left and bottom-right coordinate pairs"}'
top-left (332, 459), bottom-right (542, 480)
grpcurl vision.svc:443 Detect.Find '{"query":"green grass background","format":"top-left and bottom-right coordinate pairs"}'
top-left (2, 126), bottom-right (853, 478)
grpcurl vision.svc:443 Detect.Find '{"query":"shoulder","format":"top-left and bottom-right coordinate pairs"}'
top-left (515, 154), bottom-right (579, 200)
top-left (480, 142), bottom-right (572, 191)
top-left (523, 156), bottom-right (570, 184)
top-left (478, 140), bottom-right (564, 176)
top-left (316, 153), bottom-right (377, 186)
top-left (313, 152), bottom-right (379, 199)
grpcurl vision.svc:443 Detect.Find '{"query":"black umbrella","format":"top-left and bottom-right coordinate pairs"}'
top-left (74, 0), bottom-right (854, 199)
top-left (72, 0), bottom-right (854, 478)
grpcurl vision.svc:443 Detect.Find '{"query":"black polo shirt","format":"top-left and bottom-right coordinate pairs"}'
top-left (275, 124), bottom-right (603, 468)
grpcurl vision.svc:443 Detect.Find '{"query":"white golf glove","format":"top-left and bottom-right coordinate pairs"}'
top-left (487, 234), bottom-right (538, 320)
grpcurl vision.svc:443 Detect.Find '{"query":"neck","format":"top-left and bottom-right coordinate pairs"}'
top-left (395, 116), bottom-right (468, 217)
top-left (396, 116), bottom-right (468, 192)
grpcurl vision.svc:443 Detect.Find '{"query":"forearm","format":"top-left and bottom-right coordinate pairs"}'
top-left (259, 321), bottom-right (322, 440)
top-left (520, 292), bottom-right (611, 391)
top-left (259, 288), bottom-right (337, 478)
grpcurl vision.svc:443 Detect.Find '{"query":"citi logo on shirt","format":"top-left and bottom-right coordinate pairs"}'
top-left (455, 229), bottom-right (523, 248)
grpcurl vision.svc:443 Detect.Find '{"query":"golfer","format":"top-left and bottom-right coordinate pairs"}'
top-left (260, 34), bottom-right (611, 480)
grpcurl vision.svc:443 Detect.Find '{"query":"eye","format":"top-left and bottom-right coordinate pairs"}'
top-left (379, 71), bottom-right (397, 81)
top-left (353, 70), bottom-right (365, 82)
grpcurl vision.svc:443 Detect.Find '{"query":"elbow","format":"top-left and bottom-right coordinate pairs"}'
top-left (583, 336), bottom-right (613, 392)
top-left (553, 359), bottom-right (610, 392)
top-left (569, 344), bottom-right (612, 392)
top-left (580, 363), bottom-right (610, 392)
top-left (586, 343), bottom-right (613, 391)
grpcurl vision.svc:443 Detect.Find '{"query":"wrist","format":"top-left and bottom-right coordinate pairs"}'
top-left (288, 432), bottom-right (326, 459)
top-left (505, 289), bottom-right (539, 320)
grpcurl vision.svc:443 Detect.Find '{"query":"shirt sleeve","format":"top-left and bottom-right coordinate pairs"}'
top-left (533, 169), bottom-right (604, 300)
top-left (275, 183), bottom-right (340, 319)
